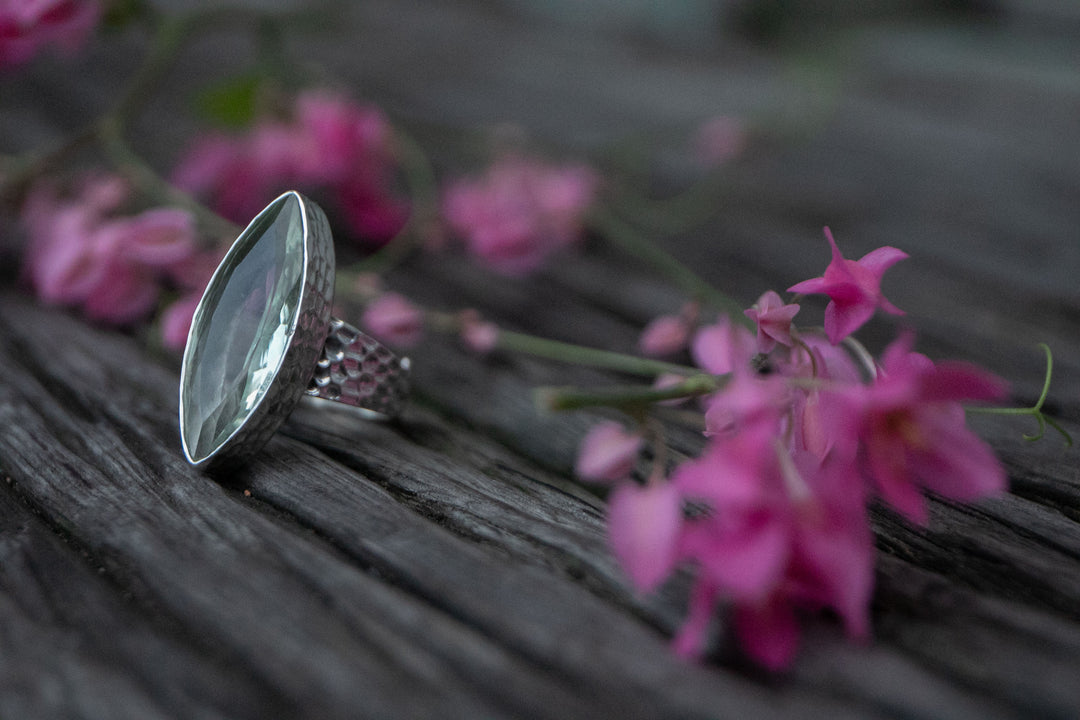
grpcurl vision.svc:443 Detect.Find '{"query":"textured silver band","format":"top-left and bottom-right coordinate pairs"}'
top-left (306, 317), bottom-right (411, 419)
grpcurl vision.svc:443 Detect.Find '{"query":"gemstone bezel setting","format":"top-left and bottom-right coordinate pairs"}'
top-left (179, 191), bottom-right (334, 469)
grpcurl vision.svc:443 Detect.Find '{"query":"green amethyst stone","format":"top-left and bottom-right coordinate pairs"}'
top-left (179, 192), bottom-right (333, 468)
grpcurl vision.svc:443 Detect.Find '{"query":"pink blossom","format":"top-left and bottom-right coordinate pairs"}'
top-left (666, 428), bottom-right (873, 666)
top-left (575, 421), bottom-right (643, 483)
top-left (20, 172), bottom-right (200, 329)
top-left (702, 370), bottom-right (788, 437)
top-left (24, 202), bottom-right (112, 304)
top-left (732, 596), bottom-right (800, 670)
top-left (607, 481), bottom-right (682, 592)
top-left (788, 227), bottom-right (908, 344)
top-left (81, 257), bottom-right (159, 324)
top-left (161, 293), bottom-right (202, 351)
top-left (690, 315), bottom-right (756, 375)
top-left (744, 290), bottom-right (799, 354)
top-left (639, 314), bottom-right (689, 357)
top-left (673, 425), bottom-right (792, 603)
top-left (336, 178), bottom-right (410, 242)
top-left (168, 248), bottom-right (224, 291)
top-left (294, 91), bottom-right (393, 183)
top-left (458, 309), bottom-right (499, 354)
top-left (173, 90), bottom-right (406, 245)
top-left (694, 116), bottom-right (746, 168)
top-left (837, 333), bottom-right (1008, 525)
top-left (361, 292), bottom-right (424, 348)
top-left (0, 0), bottom-right (100, 70)
top-left (442, 155), bottom-right (597, 275)
top-left (114, 207), bottom-right (196, 267)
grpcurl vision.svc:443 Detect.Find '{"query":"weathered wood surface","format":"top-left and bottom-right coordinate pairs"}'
top-left (3, 1), bottom-right (1080, 718)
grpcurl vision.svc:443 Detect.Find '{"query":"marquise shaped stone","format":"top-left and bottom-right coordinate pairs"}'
top-left (180, 193), bottom-right (306, 464)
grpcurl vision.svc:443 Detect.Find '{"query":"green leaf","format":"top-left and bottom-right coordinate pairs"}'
top-left (194, 74), bottom-right (263, 129)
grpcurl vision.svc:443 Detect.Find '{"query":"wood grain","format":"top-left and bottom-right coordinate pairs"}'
top-left (3, 0), bottom-right (1080, 717)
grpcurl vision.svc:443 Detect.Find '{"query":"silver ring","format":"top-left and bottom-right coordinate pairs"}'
top-left (178, 191), bottom-right (410, 470)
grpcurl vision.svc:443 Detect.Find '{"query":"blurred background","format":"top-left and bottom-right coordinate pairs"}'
top-left (3, 0), bottom-right (1079, 398)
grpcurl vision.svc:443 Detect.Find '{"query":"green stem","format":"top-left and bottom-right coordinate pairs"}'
top-left (111, 13), bottom-right (193, 130)
top-left (496, 329), bottom-right (699, 377)
top-left (587, 205), bottom-right (749, 323)
top-left (0, 125), bottom-right (100, 206)
top-left (97, 119), bottom-right (239, 242)
top-left (342, 125), bottom-right (439, 275)
top-left (607, 170), bottom-right (730, 236)
top-left (967, 343), bottom-right (1072, 447)
top-left (536, 373), bottom-right (723, 412)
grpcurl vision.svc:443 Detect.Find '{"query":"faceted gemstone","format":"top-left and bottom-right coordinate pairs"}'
top-left (181, 194), bottom-right (305, 464)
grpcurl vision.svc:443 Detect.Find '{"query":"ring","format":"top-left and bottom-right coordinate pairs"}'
top-left (179, 191), bottom-right (410, 469)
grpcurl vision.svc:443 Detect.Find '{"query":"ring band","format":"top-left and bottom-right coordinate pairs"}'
top-left (307, 317), bottom-right (411, 418)
top-left (179, 191), bottom-right (409, 470)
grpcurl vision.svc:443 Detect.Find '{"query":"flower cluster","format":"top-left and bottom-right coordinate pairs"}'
top-left (19, 172), bottom-right (216, 348)
top-left (0, 0), bottom-right (100, 70)
top-left (173, 90), bottom-right (408, 245)
top-left (577, 229), bottom-right (1008, 668)
top-left (442, 154), bottom-right (598, 276)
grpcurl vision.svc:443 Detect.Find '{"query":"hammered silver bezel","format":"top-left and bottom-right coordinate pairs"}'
top-left (179, 191), bottom-right (334, 470)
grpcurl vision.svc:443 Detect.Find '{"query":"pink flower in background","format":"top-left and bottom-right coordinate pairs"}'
top-left (168, 248), bottom-right (225, 291)
top-left (109, 207), bottom-right (196, 267)
top-left (20, 173), bottom-right (200, 330)
top-left (0, 0), bottom-right (100, 70)
top-left (24, 201), bottom-right (113, 304)
top-left (173, 90), bottom-right (407, 245)
top-left (835, 333), bottom-right (1008, 525)
top-left (81, 258), bottom-right (159, 324)
top-left (361, 292), bottom-right (424, 348)
top-left (161, 293), bottom-right (202, 351)
top-left (639, 314), bottom-right (690, 357)
top-left (690, 315), bottom-right (756, 375)
top-left (788, 227), bottom-right (908, 344)
top-left (442, 155), bottom-right (598, 275)
top-left (575, 421), bottom-right (643, 483)
top-left (458, 309), bottom-right (499, 354)
top-left (744, 290), bottom-right (799, 353)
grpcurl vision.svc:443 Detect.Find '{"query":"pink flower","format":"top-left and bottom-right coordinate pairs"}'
top-left (639, 314), bottom-right (689, 357)
top-left (690, 315), bottom-right (756, 375)
top-left (0, 0), bottom-right (100, 70)
top-left (667, 427), bottom-right (873, 667)
top-left (168, 248), bottom-right (224, 291)
top-left (361, 292), bottom-right (424, 348)
top-left (81, 257), bottom-right (159, 324)
top-left (20, 172), bottom-right (200, 328)
top-left (702, 370), bottom-right (788, 437)
top-left (458, 309), bottom-right (499, 354)
top-left (161, 293), bottom-right (202, 351)
top-left (24, 202), bottom-right (112, 304)
top-left (673, 425), bottom-right (792, 603)
top-left (575, 421), bottom-right (643, 483)
top-left (336, 178), bottom-right (409, 242)
top-left (744, 290), bottom-right (799, 354)
top-left (113, 207), bottom-right (196, 267)
top-left (442, 155), bottom-right (597, 275)
top-left (173, 90), bottom-right (406, 245)
top-left (607, 481), bottom-right (682, 592)
top-left (837, 333), bottom-right (1008, 525)
top-left (788, 227), bottom-right (908, 345)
